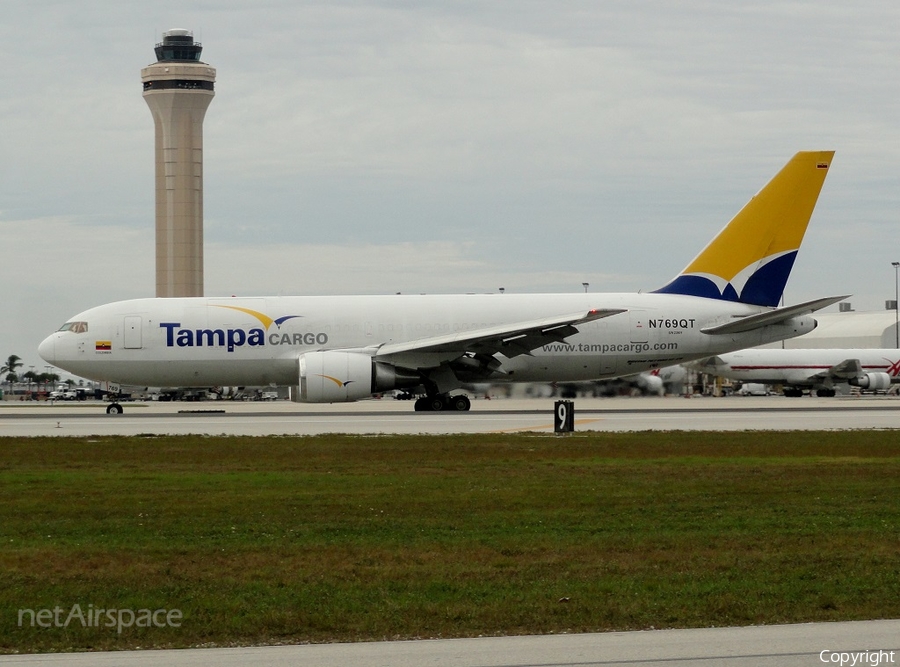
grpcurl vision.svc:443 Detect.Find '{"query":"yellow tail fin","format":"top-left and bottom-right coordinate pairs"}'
top-left (655, 151), bottom-right (834, 307)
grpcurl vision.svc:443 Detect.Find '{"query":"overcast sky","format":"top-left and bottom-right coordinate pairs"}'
top-left (2, 1), bottom-right (899, 373)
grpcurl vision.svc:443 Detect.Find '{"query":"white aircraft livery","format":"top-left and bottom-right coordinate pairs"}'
top-left (40, 151), bottom-right (844, 413)
top-left (693, 348), bottom-right (900, 397)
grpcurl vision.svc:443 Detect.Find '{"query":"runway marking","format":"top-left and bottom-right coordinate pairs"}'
top-left (488, 418), bottom-right (602, 433)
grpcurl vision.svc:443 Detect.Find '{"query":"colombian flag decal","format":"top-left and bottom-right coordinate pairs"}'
top-left (95, 341), bottom-right (112, 351)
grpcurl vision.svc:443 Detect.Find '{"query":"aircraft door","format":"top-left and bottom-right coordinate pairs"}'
top-left (629, 310), bottom-right (648, 344)
top-left (123, 316), bottom-right (142, 349)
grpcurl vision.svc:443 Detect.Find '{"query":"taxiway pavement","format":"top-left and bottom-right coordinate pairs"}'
top-left (1, 619), bottom-right (898, 666)
top-left (1, 395), bottom-right (898, 436)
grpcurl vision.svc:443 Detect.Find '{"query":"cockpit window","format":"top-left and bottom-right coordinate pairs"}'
top-left (58, 321), bottom-right (88, 334)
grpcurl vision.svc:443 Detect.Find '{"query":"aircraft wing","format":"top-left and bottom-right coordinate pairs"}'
top-left (374, 308), bottom-right (625, 366)
top-left (700, 295), bottom-right (849, 335)
top-left (688, 356), bottom-right (726, 372)
top-left (813, 358), bottom-right (863, 380)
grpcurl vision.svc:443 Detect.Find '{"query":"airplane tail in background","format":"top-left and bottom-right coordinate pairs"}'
top-left (654, 151), bottom-right (834, 307)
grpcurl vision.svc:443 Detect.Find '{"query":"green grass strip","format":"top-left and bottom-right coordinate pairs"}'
top-left (1, 431), bottom-right (899, 652)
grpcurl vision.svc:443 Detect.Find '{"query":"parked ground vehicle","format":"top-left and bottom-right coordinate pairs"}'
top-left (736, 383), bottom-right (769, 396)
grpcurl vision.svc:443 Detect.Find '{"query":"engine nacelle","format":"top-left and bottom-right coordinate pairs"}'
top-left (296, 351), bottom-right (420, 403)
top-left (636, 373), bottom-right (664, 396)
top-left (850, 372), bottom-right (891, 391)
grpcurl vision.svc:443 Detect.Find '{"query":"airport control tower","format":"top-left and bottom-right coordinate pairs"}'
top-left (141, 29), bottom-right (215, 298)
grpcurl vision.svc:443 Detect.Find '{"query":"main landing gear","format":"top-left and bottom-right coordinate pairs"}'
top-left (106, 402), bottom-right (124, 415)
top-left (413, 393), bottom-right (471, 412)
top-left (783, 387), bottom-right (837, 397)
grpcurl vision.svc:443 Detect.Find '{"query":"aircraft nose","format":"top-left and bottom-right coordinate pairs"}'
top-left (38, 335), bottom-right (56, 364)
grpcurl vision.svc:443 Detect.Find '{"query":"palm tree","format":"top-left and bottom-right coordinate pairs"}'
top-left (1, 354), bottom-right (22, 384)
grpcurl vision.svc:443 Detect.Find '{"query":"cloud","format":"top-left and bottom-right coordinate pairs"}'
top-left (207, 239), bottom-right (631, 296)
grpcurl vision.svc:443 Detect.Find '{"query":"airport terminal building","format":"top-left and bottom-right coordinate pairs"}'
top-left (774, 310), bottom-right (899, 349)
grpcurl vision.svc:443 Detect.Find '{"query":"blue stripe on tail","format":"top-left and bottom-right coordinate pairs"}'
top-left (654, 251), bottom-right (797, 308)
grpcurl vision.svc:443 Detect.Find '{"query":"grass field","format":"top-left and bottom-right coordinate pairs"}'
top-left (1, 431), bottom-right (899, 653)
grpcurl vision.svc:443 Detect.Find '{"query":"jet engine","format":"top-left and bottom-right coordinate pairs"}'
top-left (636, 373), bottom-right (665, 396)
top-left (296, 351), bottom-right (421, 403)
top-left (849, 372), bottom-right (891, 391)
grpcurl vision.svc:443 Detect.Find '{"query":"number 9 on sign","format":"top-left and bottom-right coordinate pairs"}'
top-left (554, 400), bottom-right (574, 433)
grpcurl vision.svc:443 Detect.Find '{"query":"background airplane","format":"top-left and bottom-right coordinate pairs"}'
top-left (691, 348), bottom-right (900, 396)
top-left (39, 152), bottom-right (840, 413)
top-left (554, 365), bottom-right (688, 398)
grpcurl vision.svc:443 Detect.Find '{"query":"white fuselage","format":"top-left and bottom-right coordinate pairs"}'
top-left (39, 293), bottom-right (816, 393)
top-left (698, 348), bottom-right (900, 387)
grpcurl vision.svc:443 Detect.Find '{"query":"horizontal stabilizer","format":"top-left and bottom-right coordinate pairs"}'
top-left (700, 295), bottom-right (849, 335)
